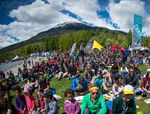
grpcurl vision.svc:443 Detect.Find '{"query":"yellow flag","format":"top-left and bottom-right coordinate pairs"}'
top-left (92, 40), bottom-right (103, 51)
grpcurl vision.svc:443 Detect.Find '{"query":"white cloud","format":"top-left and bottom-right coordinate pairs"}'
top-left (62, 0), bottom-right (113, 28)
top-left (1, 0), bottom-right (116, 47)
top-left (108, 0), bottom-right (150, 35)
top-left (0, 33), bottom-right (16, 47)
top-left (0, 0), bottom-right (150, 48)
top-left (10, 0), bottom-right (64, 25)
top-left (0, 0), bottom-right (79, 47)
top-left (143, 16), bottom-right (150, 36)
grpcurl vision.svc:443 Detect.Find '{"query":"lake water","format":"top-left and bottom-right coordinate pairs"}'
top-left (0, 60), bottom-right (23, 71)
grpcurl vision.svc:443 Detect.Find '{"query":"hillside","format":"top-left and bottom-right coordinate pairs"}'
top-left (0, 22), bottom-right (125, 52)
top-left (0, 22), bottom-right (149, 62)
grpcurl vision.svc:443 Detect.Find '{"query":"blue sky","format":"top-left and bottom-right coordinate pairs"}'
top-left (0, 0), bottom-right (150, 48)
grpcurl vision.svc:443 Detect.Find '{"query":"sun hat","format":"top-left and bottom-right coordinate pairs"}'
top-left (123, 85), bottom-right (134, 95)
top-left (23, 84), bottom-right (32, 92)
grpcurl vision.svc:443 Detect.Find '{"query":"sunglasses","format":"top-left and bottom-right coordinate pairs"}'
top-left (91, 92), bottom-right (99, 95)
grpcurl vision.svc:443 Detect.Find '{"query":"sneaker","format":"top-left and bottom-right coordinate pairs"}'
top-left (136, 105), bottom-right (139, 109)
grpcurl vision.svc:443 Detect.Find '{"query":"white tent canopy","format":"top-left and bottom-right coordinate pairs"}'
top-left (12, 55), bottom-right (19, 61)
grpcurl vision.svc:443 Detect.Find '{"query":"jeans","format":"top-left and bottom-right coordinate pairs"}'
top-left (84, 108), bottom-right (101, 114)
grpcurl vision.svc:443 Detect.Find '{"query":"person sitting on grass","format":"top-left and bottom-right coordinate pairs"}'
top-left (91, 69), bottom-right (103, 90)
top-left (72, 76), bottom-right (88, 96)
top-left (123, 66), bottom-right (141, 94)
top-left (68, 60), bottom-right (77, 79)
top-left (120, 64), bottom-right (128, 76)
top-left (15, 85), bottom-right (27, 114)
top-left (23, 85), bottom-right (37, 114)
top-left (112, 74), bottom-right (124, 98)
top-left (37, 91), bottom-right (46, 114)
top-left (81, 86), bottom-right (107, 114)
top-left (141, 71), bottom-right (150, 97)
top-left (84, 64), bottom-right (94, 82)
top-left (38, 76), bottom-right (50, 93)
top-left (0, 91), bottom-right (17, 114)
top-left (0, 79), bottom-right (7, 93)
top-left (27, 69), bottom-right (38, 91)
top-left (0, 69), bottom-right (5, 80)
top-left (112, 85), bottom-right (136, 114)
top-left (64, 88), bottom-right (80, 114)
top-left (42, 92), bottom-right (58, 114)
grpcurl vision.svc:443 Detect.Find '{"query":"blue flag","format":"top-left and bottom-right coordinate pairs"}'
top-left (132, 14), bottom-right (143, 50)
top-left (84, 40), bottom-right (93, 54)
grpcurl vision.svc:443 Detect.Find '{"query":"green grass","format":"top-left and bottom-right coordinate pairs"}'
top-left (136, 98), bottom-right (150, 113)
top-left (50, 77), bottom-right (71, 113)
top-left (10, 64), bottom-right (150, 113)
top-left (136, 64), bottom-right (150, 113)
top-left (50, 77), bottom-right (150, 113)
top-left (49, 64), bottom-right (150, 113)
top-left (139, 64), bottom-right (149, 75)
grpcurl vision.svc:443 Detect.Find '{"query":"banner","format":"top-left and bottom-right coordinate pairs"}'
top-left (79, 42), bottom-right (83, 50)
top-left (92, 40), bottom-right (103, 51)
top-left (132, 14), bottom-right (143, 50)
top-left (70, 42), bottom-right (76, 55)
top-left (84, 40), bottom-right (93, 54)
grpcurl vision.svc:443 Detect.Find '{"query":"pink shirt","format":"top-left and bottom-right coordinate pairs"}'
top-left (25, 96), bottom-right (36, 111)
top-left (38, 97), bottom-right (45, 109)
top-left (64, 99), bottom-right (80, 114)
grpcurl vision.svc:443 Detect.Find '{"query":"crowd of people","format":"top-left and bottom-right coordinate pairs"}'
top-left (0, 47), bottom-right (150, 114)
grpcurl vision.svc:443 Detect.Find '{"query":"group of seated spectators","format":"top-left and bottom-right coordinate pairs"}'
top-left (0, 48), bottom-right (149, 114)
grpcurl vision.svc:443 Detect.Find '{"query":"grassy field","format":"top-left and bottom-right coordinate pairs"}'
top-left (10, 64), bottom-right (150, 113)
top-left (50, 64), bottom-right (150, 113)
top-left (50, 77), bottom-right (71, 113)
top-left (50, 77), bottom-right (150, 114)
top-left (135, 64), bottom-right (150, 113)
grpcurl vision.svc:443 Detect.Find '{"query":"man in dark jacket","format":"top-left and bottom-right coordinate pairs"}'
top-left (123, 66), bottom-right (141, 94)
top-left (112, 85), bottom-right (136, 114)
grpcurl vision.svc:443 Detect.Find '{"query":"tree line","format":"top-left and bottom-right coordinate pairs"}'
top-left (0, 29), bottom-right (149, 61)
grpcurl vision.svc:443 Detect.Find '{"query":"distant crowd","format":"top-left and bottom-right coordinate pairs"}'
top-left (0, 47), bottom-right (150, 114)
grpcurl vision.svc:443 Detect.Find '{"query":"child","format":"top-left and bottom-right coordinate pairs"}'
top-left (112, 75), bottom-right (124, 97)
top-left (64, 89), bottom-right (80, 114)
top-left (42, 92), bottom-right (58, 114)
top-left (23, 85), bottom-right (37, 114)
top-left (15, 85), bottom-right (27, 114)
top-left (37, 91), bottom-right (46, 114)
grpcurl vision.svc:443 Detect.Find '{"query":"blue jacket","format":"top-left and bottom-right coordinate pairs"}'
top-left (15, 95), bottom-right (27, 110)
top-left (94, 78), bottom-right (103, 89)
top-left (72, 77), bottom-right (88, 92)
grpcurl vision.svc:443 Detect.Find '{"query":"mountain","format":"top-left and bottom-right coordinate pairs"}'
top-left (30, 22), bottom-right (125, 41)
top-left (0, 22), bottom-right (128, 62)
top-left (0, 22), bottom-right (125, 52)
